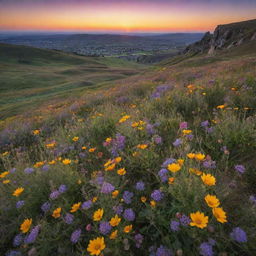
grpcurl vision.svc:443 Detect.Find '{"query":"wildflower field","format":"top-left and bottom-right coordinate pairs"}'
top-left (0, 47), bottom-right (256, 256)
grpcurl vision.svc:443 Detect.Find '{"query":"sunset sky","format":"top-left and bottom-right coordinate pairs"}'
top-left (0, 0), bottom-right (255, 33)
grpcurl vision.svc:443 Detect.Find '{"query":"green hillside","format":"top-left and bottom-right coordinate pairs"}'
top-left (0, 43), bottom-right (145, 120)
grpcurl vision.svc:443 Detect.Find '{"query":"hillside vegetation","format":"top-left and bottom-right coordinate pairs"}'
top-left (0, 40), bottom-right (256, 256)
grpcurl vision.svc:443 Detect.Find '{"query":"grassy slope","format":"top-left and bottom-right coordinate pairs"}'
top-left (0, 43), bottom-right (146, 120)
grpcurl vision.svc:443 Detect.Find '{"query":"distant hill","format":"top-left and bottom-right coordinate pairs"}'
top-left (184, 19), bottom-right (256, 55)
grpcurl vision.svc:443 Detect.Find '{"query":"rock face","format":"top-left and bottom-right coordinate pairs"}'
top-left (184, 19), bottom-right (256, 55)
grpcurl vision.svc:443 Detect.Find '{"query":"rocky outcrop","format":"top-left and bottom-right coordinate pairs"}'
top-left (184, 19), bottom-right (256, 55)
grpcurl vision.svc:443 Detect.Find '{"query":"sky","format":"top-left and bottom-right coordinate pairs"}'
top-left (0, 0), bottom-right (255, 33)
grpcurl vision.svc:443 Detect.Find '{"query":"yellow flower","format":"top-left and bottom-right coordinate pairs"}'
top-left (177, 159), bottom-right (184, 166)
top-left (33, 129), bottom-right (40, 135)
top-left (137, 144), bottom-right (148, 149)
top-left (20, 218), bottom-right (32, 233)
top-left (52, 207), bottom-right (61, 218)
top-left (141, 196), bottom-right (147, 203)
top-left (190, 211), bottom-right (208, 229)
top-left (62, 159), bottom-right (71, 165)
top-left (46, 142), bottom-right (56, 148)
top-left (109, 230), bottom-right (118, 240)
top-left (109, 215), bottom-right (121, 227)
top-left (195, 153), bottom-right (205, 161)
top-left (13, 187), bottom-right (24, 197)
top-left (112, 190), bottom-right (119, 198)
top-left (117, 168), bottom-right (126, 176)
top-left (92, 196), bottom-right (98, 203)
top-left (168, 177), bottom-right (175, 184)
top-left (150, 200), bottom-right (156, 208)
top-left (123, 225), bottom-right (133, 233)
top-left (2, 151), bottom-right (9, 156)
top-left (93, 208), bottom-right (104, 221)
top-left (89, 147), bottom-right (96, 152)
top-left (182, 129), bottom-right (192, 135)
top-left (212, 207), bottom-right (227, 223)
top-left (77, 179), bottom-right (82, 184)
top-left (72, 136), bottom-right (79, 142)
top-left (187, 153), bottom-right (195, 159)
top-left (3, 179), bottom-right (10, 184)
top-left (70, 202), bottom-right (81, 213)
top-left (104, 159), bottom-right (112, 167)
top-left (217, 104), bottom-right (226, 109)
top-left (34, 161), bottom-right (44, 168)
top-left (189, 168), bottom-right (202, 176)
top-left (87, 237), bottom-right (106, 256)
top-left (0, 171), bottom-right (9, 178)
top-left (114, 157), bottom-right (122, 163)
top-left (119, 115), bottom-right (131, 123)
top-left (105, 163), bottom-right (116, 171)
top-left (48, 160), bottom-right (56, 165)
top-left (201, 173), bottom-right (216, 186)
top-left (82, 146), bottom-right (87, 150)
top-left (205, 195), bottom-right (220, 208)
top-left (167, 163), bottom-right (181, 173)
top-left (105, 137), bottom-right (112, 143)
top-left (132, 151), bottom-right (140, 157)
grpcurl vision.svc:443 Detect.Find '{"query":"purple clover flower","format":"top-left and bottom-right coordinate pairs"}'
top-left (154, 135), bottom-right (162, 144)
top-left (146, 124), bottom-right (156, 135)
top-left (234, 165), bottom-right (245, 174)
top-left (230, 227), bottom-right (247, 243)
top-left (123, 208), bottom-right (136, 221)
top-left (24, 225), bottom-right (40, 244)
top-left (42, 165), bottom-right (50, 171)
top-left (179, 122), bottom-right (188, 130)
top-left (113, 205), bottom-right (124, 215)
top-left (203, 160), bottom-right (216, 169)
top-left (96, 176), bottom-right (104, 185)
top-left (199, 242), bottom-right (213, 256)
top-left (134, 233), bottom-right (143, 248)
top-left (201, 120), bottom-right (209, 127)
top-left (24, 167), bottom-right (34, 174)
top-left (162, 158), bottom-right (175, 168)
top-left (173, 138), bottom-right (182, 147)
top-left (123, 191), bottom-right (134, 204)
top-left (64, 213), bottom-right (74, 224)
top-left (170, 220), bottom-right (180, 231)
top-left (13, 234), bottom-right (23, 247)
top-left (82, 200), bottom-right (92, 210)
top-left (158, 169), bottom-right (168, 183)
top-left (16, 200), bottom-right (25, 209)
top-left (180, 215), bottom-right (191, 226)
top-left (135, 181), bottom-right (145, 191)
top-left (249, 195), bottom-right (256, 204)
top-left (49, 190), bottom-right (60, 200)
top-left (151, 84), bottom-right (171, 99)
top-left (110, 133), bottom-right (126, 157)
top-left (151, 190), bottom-right (164, 202)
top-left (156, 245), bottom-right (172, 256)
top-left (5, 250), bottom-right (21, 256)
top-left (41, 202), bottom-right (51, 213)
top-left (101, 182), bottom-right (115, 194)
top-left (58, 184), bottom-right (67, 193)
top-left (70, 229), bottom-right (81, 244)
top-left (99, 221), bottom-right (112, 235)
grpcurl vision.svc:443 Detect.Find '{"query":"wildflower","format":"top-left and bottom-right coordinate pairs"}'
top-left (13, 187), bottom-right (24, 197)
top-left (119, 115), bottom-right (130, 123)
top-left (180, 122), bottom-right (188, 129)
top-left (180, 215), bottom-right (191, 226)
top-left (113, 205), bottom-right (123, 215)
top-left (168, 177), bottom-right (175, 184)
top-left (52, 207), bottom-right (61, 218)
top-left (134, 233), bottom-right (143, 248)
top-left (42, 164), bottom-right (50, 171)
top-left (173, 138), bottom-right (182, 147)
top-left (199, 242), bottom-right (214, 256)
top-left (101, 182), bottom-right (115, 194)
top-left (150, 200), bottom-right (156, 207)
top-left (117, 168), bottom-right (126, 175)
top-left (182, 129), bottom-right (192, 135)
top-left (114, 156), bottom-right (122, 163)
top-left (41, 202), bottom-right (51, 213)
top-left (70, 202), bottom-right (81, 213)
top-left (187, 153), bottom-right (195, 159)
top-left (110, 230), bottom-right (118, 239)
top-left (24, 225), bottom-right (40, 244)
top-left (123, 208), bottom-right (135, 221)
top-left (190, 211), bottom-right (208, 229)
top-left (48, 160), bottom-right (56, 165)
top-left (156, 245), bottom-right (172, 256)
top-left (16, 200), bottom-right (25, 209)
top-left (195, 153), bottom-right (205, 161)
top-left (89, 147), bottom-right (96, 152)
top-left (49, 190), bottom-right (60, 200)
top-left (201, 173), bottom-right (216, 186)
top-left (24, 167), bottom-right (34, 174)
top-left (230, 227), bottom-right (247, 243)
top-left (167, 163), bottom-right (181, 173)
top-left (92, 196), bottom-right (98, 202)
top-left (204, 195), bottom-right (220, 208)
top-left (249, 195), bottom-right (256, 204)
top-left (201, 120), bottom-right (209, 127)
top-left (137, 144), bottom-right (148, 149)
top-left (154, 135), bottom-right (162, 144)
top-left (234, 165), bottom-right (245, 174)
top-left (82, 146), bottom-right (87, 150)
top-left (135, 181), bottom-right (145, 191)
top-left (212, 207), bottom-right (227, 223)
top-left (71, 229), bottom-right (81, 244)
top-left (99, 221), bottom-right (112, 235)
top-left (34, 161), bottom-right (44, 168)
top-left (33, 129), bottom-right (40, 135)
top-left (2, 151), bottom-right (9, 156)
top-left (13, 234), bottom-right (23, 247)
top-left (3, 179), bottom-right (10, 184)
top-left (58, 184), bottom-right (67, 193)
top-left (123, 225), bottom-right (132, 233)
top-left (0, 171), bottom-right (9, 178)
top-left (170, 220), bottom-right (180, 231)
top-left (217, 104), bottom-right (225, 109)
top-left (93, 208), bottom-right (104, 221)
top-left (189, 168), bottom-right (202, 176)
top-left (110, 215), bottom-right (121, 227)
top-left (158, 168), bottom-right (169, 182)
top-left (46, 142), bottom-right (56, 148)
top-left (105, 163), bottom-right (116, 171)
top-left (62, 159), bottom-right (71, 165)
top-left (72, 136), bottom-right (79, 142)
top-left (141, 196), bottom-right (147, 203)
top-left (87, 237), bottom-right (105, 256)
top-left (20, 219), bottom-right (32, 233)
top-left (123, 191), bottom-right (134, 204)
top-left (151, 190), bottom-right (164, 202)
top-left (64, 213), bottom-right (74, 224)
top-left (112, 190), bottom-right (119, 198)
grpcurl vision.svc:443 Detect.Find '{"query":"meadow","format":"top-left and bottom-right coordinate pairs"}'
top-left (0, 42), bottom-right (256, 256)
